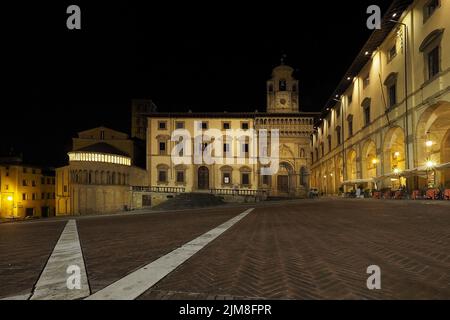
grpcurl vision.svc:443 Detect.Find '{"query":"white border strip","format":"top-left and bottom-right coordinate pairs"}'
top-left (30, 220), bottom-right (90, 300)
top-left (86, 208), bottom-right (254, 300)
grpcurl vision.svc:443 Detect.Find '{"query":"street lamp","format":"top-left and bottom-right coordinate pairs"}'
top-left (426, 160), bottom-right (437, 188)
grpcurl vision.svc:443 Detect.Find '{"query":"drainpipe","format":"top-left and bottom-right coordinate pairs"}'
top-left (390, 20), bottom-right (410, 171)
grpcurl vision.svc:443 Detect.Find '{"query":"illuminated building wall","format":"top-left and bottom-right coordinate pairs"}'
top-left (311, 0), bottom-right (450, 194)
top-left (0, 164), bottom-right (55, 219)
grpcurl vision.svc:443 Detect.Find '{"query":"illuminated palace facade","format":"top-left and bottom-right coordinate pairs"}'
top-left (144, 64), bottom-right (317, 199)
top-left (311, 0), bottom-right (450, 194)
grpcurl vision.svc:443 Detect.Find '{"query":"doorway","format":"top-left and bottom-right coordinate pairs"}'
top-left (277, 176), bottom-right (289, 193)
top-left (198, 166), bottom-right (210, 190)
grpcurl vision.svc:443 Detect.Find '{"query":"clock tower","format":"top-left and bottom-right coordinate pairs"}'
top-left (266, 63), bottom-right (299, 113)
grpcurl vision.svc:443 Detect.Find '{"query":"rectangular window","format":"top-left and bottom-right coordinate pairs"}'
top-left (363, 75), bottom-right (370, 89)
top-left (158, 170), bottom-right (167, 183)
top-left (262, 175), bottom-right (269, 186)
top-left (424, 0), bottom-right (439, 22)
top-left (199, 122), bottom-right (208, 130)
top-left (242, 173), bottom-right (250, 186)
top-left (428, 46), bottom-right (440, 79)
top-left (47, 193), bottom-right (51, 199)
top-left (224, 143), bottom-right (231, 155)
top-left (41, 193), bottom-right (45, 199)
top-left (364, 107), bottom-right (371, 126)
top-left (175, 121), bottom-right (185, 129)
top-left (5, 185), bottom-right (9, 190)
top-left (159, 142), bottom-right (167, 155)
top-left (389, 84), bottom-right (397, 107)
top-left (223, 173), bottom-right (231, 185)
top-left (348, 119), bottom-right (354, 137)
top-left (47, 178), bottom-right (51, 184)
top-left (32, 193), bottom-right (36, 201)
top-left (41, 177), bottom-right (45, 184)
top-left (158, 121), bottom-right (167, 130)
top-left (242, 143), bottom-right (249, 154)
top-left (388, 45), bottom-right (397, 62)
top-left (23, 180), bottom-right (27, 186)
top-left (176, 171), bottom-right (185, 184)
top-left (64, 186), bottom-right (68, 193)
top-left (223, 122), bottom-right (231, 130)
top-left (337, 128), bottom-right (341, 145)
top-left (22, 193), bottom-right (26, 201)
top-left (241, 122), bottom-right (250, 130)
top-left (32, 180), bottom-right (36, 187)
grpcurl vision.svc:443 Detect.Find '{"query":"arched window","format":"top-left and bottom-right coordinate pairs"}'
top-left (299, 148), bottom-right (305, 158)
top-left (384, 73), bottom-right (398, 108)
top-left (419, 29), bottom-right (444, 80)
top-left (279, 80), bottom-right (287, 91)
top-left (361, 98), bottom-right (371, 127)
top-left (336, 126), bottom-right (342, 145)
top-left (300, 167), bottom-right (308, 187)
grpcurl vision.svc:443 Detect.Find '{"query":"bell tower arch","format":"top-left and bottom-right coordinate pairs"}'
top-left (266, 62), bottom-right (299, 113)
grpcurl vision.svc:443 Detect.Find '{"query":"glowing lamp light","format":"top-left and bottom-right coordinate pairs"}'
top-left (7, 196), bottom-right (13, 202)
top-left (426, 140), bottom-right (433, 147)
top-left (372, 159), bottom-right (378, 165)
top-left (365, 51), bottom-right (370, 56)
top-left (347, 77), bottom-right (352, 80)
top-left (394, 151), bottom-right (400, 158)
top-left (392, 13), bottom-right (397, 18)
top-left (393, 168), bottom-right (401, 174)
top-left (426, 161), bottom-right (435, 169)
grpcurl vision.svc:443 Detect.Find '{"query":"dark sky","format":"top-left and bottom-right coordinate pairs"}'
top-left (2, 0), bottom-right (393, 166)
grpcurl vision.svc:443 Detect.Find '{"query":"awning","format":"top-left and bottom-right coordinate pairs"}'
top-left (436, 162), bottom-right (450, 170)
top-left (341, 179), bottom-right (374, 186)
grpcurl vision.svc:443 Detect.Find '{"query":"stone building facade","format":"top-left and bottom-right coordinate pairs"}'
top-left (0, 157), bottom-right (55, 219)
top-left (56, 127), bottom-right (148, 216)
top-left (146, 64), bottom-right (317, 199)
top-left (310, 0), bottom-right (450, 194)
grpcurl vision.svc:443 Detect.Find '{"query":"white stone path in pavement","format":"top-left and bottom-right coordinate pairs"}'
top-left (3, 208), bottom-right (254, 300)
top-left (86, 208), bottom-right (254, 300)
top-left (29, 220), bottom-right (90, 300)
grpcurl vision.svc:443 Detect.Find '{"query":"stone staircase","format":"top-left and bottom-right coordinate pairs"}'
top-left (152, 193), bottom-right (226, 211)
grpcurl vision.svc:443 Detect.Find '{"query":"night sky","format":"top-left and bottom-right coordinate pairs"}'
top-left (2, 1), bottom-right (393, 167)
